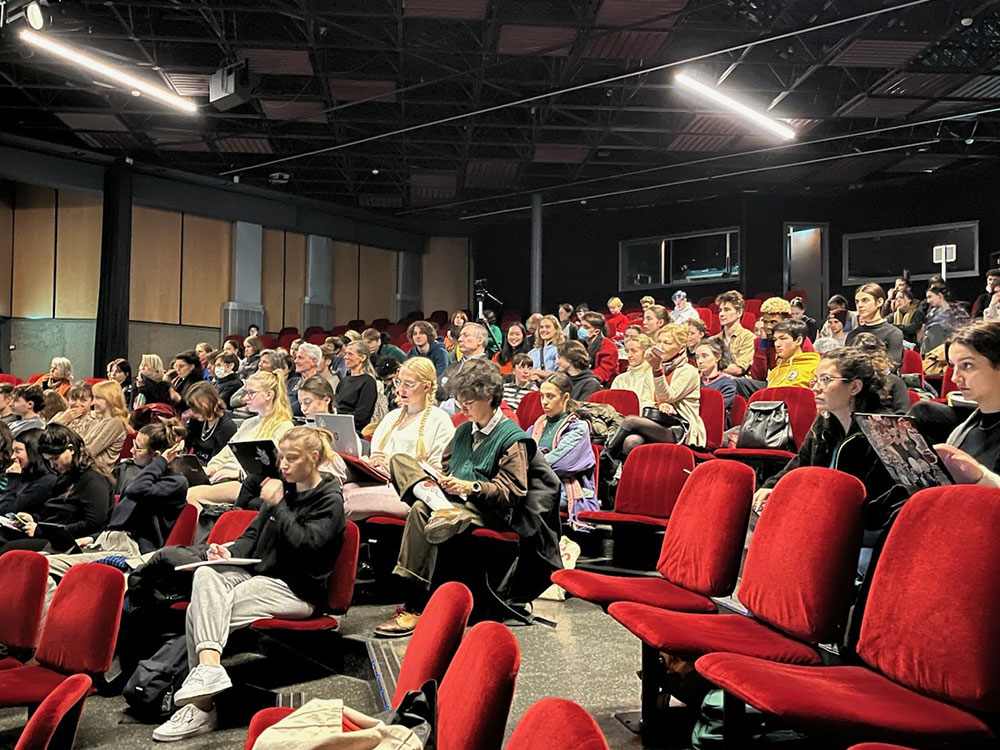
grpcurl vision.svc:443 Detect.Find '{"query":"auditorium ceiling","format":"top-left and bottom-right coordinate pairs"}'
top-left (1, 0), bottom-right (999, 222)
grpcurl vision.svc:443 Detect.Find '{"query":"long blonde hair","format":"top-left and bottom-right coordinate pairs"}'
top-left (376, 357), bottom-right (437, 459)
top-left (93, 380), bottom-right (131, 432)
top-left (246, 369), bottom-right (293, 439)
top-left (534, 314), bottom-right (565, 349)
top-left (280, 425), bottom-right (346, 480)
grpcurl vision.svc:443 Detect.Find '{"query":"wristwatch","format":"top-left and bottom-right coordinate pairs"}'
top-left (470, 481), bottom-right (483, 495)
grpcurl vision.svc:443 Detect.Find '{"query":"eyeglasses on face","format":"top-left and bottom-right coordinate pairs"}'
top-left (808, 375), bottom-right (850, 389)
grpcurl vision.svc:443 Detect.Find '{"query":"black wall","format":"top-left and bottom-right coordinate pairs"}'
top-left (472, 166), bottom-right (999, 317)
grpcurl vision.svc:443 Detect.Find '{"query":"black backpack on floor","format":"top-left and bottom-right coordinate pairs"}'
top-left (123, 635), bottom-right (189, 722)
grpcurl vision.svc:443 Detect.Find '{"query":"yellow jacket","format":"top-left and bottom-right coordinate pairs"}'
top-left (766, 352), bottom-right (820, 389)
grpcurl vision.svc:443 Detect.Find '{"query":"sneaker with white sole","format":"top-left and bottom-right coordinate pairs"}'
top-left (173, 664), bottom-right (232, 706)
top-left (423, 506), bottom-right (479, 544)
top-left (152, 704), bottom-right (218, 742)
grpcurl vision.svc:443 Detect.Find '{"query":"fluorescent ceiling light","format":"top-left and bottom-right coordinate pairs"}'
top-left (19, 29), bottom-right (198, 114)
top-left (25, 2), bottom-right (46, 30)
top-left (675, 73), bottom-right (795, 141)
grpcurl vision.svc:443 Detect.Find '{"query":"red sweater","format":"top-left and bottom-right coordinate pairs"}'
top-left (590, 336), bottom-right (619, 385)
top-left (605, 312), bottom-right (629, 338)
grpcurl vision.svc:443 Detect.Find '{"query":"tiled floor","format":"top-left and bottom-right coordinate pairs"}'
top-left (0, 597), bottom-right (651, 750)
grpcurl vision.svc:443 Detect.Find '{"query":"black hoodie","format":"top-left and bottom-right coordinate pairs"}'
top-left (568, 369), bottom-right (603, 402)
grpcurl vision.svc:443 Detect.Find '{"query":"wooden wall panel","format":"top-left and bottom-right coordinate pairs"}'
top-left (181, 214), bottom-right (232, 328)
top-left (130, 206), bottom-right (182, 323)
top-left (0, 191), bottom-right (12, 318)
top-left (331, 241), bottom-right (359, 325)
top-left (422, 236), bottom-right (470, 317)
top-left (11, 184), bottom-right (56, 319)
top-left (358, 245), bottom-right (398, 322)
top-left (261, 228), bottom-right (285, 332)
top-left (55, 190), bottom-right (103, 319)
top-left (283, 232), bottom-right (306, 331)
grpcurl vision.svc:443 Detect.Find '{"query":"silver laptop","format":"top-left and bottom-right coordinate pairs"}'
top-left (313, 413), bottom-right (366, 458)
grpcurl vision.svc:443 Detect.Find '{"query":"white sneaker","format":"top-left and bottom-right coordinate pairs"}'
top-left (152, 704), bottom-right (218, 742)
top-left (173, 664), bottom-right (232, 706)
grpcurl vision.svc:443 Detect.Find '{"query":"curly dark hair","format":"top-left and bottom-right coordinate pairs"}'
top-left (820, 347), bottom-right (885, 413)
top-left (447, 359), bottom-right (503, 408)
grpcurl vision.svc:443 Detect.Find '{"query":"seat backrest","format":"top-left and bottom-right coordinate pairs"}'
top-left (325, 521), bottom-right (360, 615)
top-left (516, 390), bottom-right (543, 430)
top-left (36, 563), bottom-right (126, 675)
top-left (451, 412), bottom-right (467, 427)
top-left (27, 373), bottom-right (45, 384)
top-left (258, 334), bottom-right (276, 349)
top-left (587, 389), bottom-right (640, 417)
top-left (303, 326), bottom-right (325, 338)
top-left (207, 509), bottom-right (258, 544)
top-left (0, 550), bottom-right (49, 651)
top-left (744, 299), bottom-right (763, 315)
top-left (901, 348), bottom-right (923, 376)
top-left (698, 388), bottom-right (725, 449)
top-left (278, 326), bottom-right (298, 337)
top-left (857, 486), bottom-right (1000, 713)
top-left (506, 697), bottom-right (609, 750)
top-left (118, 431), bottom-right (136, 462)
top-left (393, 582), bottom-right (473, 706)
top-left (730, 394), bottom-right (748, 426)
top-left (164, 504), bottom-right (199, 547)
top-left (438, 622), bottom-right (520, 750)
top-left (14, 673), bottom-right (92, 750)
top-left (0, 373), bottom-right (18, 386)
top-left (740, 312), bottom-right (757, 331)
top-left (748, 387), bottom-right (817, 448)
top-left (906, 389), bottom-right (921, 406)
top-left (940, 365), bottom-right (958, 397)
top-left (615, 443), bottom-right (695, 518)
top-left (739, 467), bottom-right (865, 643)
top-left (83, 377), bottom-right (105, 386)
top-left (695, 308), bottom-right (713, 328)
top-left (657, 461), bottom-right (755, 597)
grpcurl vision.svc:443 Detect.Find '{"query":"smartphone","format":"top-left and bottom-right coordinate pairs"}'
top-left (651, 346), bottom-right (665, 357)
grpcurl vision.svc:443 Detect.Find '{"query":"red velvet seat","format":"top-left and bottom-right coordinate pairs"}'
top-left (507, 697), bottom-right (609, 750)
top-left (515, 390), bottom-right (543, 430)
top-left (0, 551), bottom-right (49, 662)
top-left (0, 564), bottom-right (124, 708)
top-left (611, 467), bottom-right (865, 658)
top-left (588, 388), bottom-right (640, 417)
top-left (745, 299), bottom-right (762, 316)
top-left (207, 509), bottom-right (257, 544)
top-left (698, 387), bottom-right (725, 450)
top-left (553, 460), bottom-right (754, 611)
top-left (901, 348), bottom-right (924, 386)
top-left (0, 373), bottom-right (19, 386)
top-left (250, 521), bottom-right (360, 632)
top-left (245, 617), bottom-right (516, 750)
top-left (13, 673), bottom-right (91, 750)
top-left (163, 504), bottom-right (199, 547)
top-left (576, 443), bottom-right (694, 530)
top-left (849, 745), bottom-right (918, 750)
top-left (730, 394), bottom-right (748, 427)
top-left (940, 364), bottom-right (958, 397)
top-left (714, 387), bottom-right (816, 463)
top-left (696, 485), bottom-right (1000, 748)
top-left (303, 325), bottom-right (325, 338)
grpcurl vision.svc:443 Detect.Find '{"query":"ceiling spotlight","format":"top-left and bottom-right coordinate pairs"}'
top-left (18, 29), bottom-right (197, 113)
top-left (371, 168), bottom-right (379, 175)
top-left (130, 89), bottom-right (141, 97)
top-left (961, 17), bottom-right (974, 26)
top-left (24, 1), bottom-right (47, 30)
top-left (674, 72), bottom-right (796, 141)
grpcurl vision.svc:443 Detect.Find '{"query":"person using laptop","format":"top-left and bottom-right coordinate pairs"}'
top-left (935, 321), bottom-right (1000, 486)
top-left (296, 376), bottom-right (335, 425)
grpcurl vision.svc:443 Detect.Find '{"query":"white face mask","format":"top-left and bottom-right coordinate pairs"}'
top-left (214, 366), bottom-right (227, 378)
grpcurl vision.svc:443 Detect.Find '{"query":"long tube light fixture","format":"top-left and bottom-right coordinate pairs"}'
top-left (19, 29), bottom-right (197, 114)
top-left (675, 73), bottom-right (795, 140)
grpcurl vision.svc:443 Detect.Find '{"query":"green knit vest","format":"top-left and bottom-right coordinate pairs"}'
top-left (449, 417), bottom-right (526, 482)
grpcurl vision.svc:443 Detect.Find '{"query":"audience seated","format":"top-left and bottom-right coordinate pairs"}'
top-left (0, 383), bottom-right (16, 426)
top-left (611, 332), bottom-right (655, 410)
top-left (923, 284), bottom-right (969, 350)
top-left (187, 370), bottom-right (294, 509)
top-left (530, 373), bottom-right (597, 526)
top-left (712, 290), bottom-right (755, 377)
top-left (502, 353), bottom-right (540, 410)
top-left (556, 341), bottom-right (603, 402)
top-left (642, 304), bottom-right (668, 337)
top-left (439, 323), bottom-right (495, 416)
top-left (669, 290), bottom-right (698, 325)
top-left (846, 283), bottom-right (904, 369)
top-left (605, 296), bottom-right (628, 338)
top-left (38, 357), bottom-right (73, 398)
top-left (152, 426), bottom-right (346, 742)
top-left (0, 424), bottom-right (112, 555)
top-left (819, 294), bottom-right (856, 338)
top-left (318, 343), bottom-right (342, 392)
top-left (211, 352), bottom-right (242, 407)
top-left (891, 287), bottom-right (923, 343)
top-left (606, 323), bottom-right (705, 457)
top-left (789, 296), bottom-right (818, 341)
top-left (75, 381), bottom-right (130, 475)
top-left (578, 312), bottom-right (619, 385)
top-left (375, 359), bottom-right (531, 637)
top-left (49, 381), bottom-right (93, 435)
top-left (135, 354), bottom-right (173, 408)
top-left (41, 389), bottom-right (67, 423)
top-left (0, 427), bottom-right (56, 517)
top-left (406, 320), bottom-right (450, 375)
top-left (324, 336), bottom-right (348, 379)
top-left (171, 350), bottom-right (204, 409)
top-left (766, 319), bottom-right (820, 389)
top-left (10, 384), bottom-right (45, 437)
top-left (296, 375), bottom-right (335, 424)
top-left (685, 317), bottom-right (706, 358)
top-left (639, 295), bottom-right (655, 311)
top-left (195, 342), bottom-right (214, 376)
top-left (529, 314), bottom-right (563, 378)
top-left (493, 321), bottom-right (532, 376)
top-left (696, 338), bottom-right (736, 413)
top-left (363, 328), bottom-right (406, 366)
top-left (336, 341), bottom-right (379, 429)
top-left (851, 333), bottom-right (910, 414)
top-left (184, 382), bottom-right (238, 465)
top-left (556, 304), bottom-right (577, 343)
top-left (238, 336), bottom-right (263, 380)
top-left (289, 343), bottom-right (323, 418)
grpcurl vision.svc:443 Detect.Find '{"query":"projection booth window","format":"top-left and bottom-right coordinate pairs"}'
top-left (843, 221), bottom-right (979, 285)
top-left (619, 228), bottom-right (740, 291)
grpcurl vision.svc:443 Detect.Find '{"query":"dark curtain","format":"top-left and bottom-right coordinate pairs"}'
top-left (93, 158), bottom-right (132, 377)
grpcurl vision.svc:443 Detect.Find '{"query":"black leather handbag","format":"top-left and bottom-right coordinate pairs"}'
top-left (641, 407), bottom-right (689, 444)
top-left (735, 401), bottom-right (794, 451)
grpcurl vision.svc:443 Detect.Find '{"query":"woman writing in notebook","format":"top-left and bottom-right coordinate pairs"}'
top-left (340, 357), bottom-right (454, 521)
top-left (152, 426), bottom-right (345, 742)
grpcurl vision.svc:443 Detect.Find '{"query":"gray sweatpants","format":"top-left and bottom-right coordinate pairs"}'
top-left (185, 566), bottom-right (314, 669)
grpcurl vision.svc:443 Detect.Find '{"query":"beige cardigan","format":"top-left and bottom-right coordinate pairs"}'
top-left (653, 362), bottom-right (706, 447)
top-left (611, 363), bottom-right (656, 411)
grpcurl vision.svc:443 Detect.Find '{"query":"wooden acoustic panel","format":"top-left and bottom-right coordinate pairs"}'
top-left (0, 191), bottom-right (12, 318)
top-left (261, 227), bottom-right (285, 332)
top-left (55, 190), bottom-right (103, 319)
top-left (181, 214), bottom-right (232, 328)
top-left (283, 232), bottom-right (306, 331)
top-left (12, 184), bottom-right (56, 319)
top-left (422, 236), bottom-right (470, 317)
top-left (130, 206), bottom-right (182, 323)
top-left (331, 240), bottom-right (359, 325)
top-left (358, 245), bottom-right (398, 323)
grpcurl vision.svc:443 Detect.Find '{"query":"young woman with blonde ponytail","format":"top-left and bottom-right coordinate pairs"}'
top-left (188, 369), bottom-right (294, 508)
top-left (343, 357), bottom-right (455, 520)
